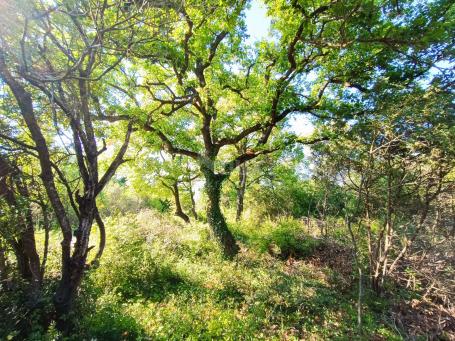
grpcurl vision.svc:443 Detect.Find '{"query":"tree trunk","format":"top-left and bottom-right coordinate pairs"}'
top-left (203, 170), bottom-right (239, 258)
top-left (17, 182), bottom-right (42, 301)
top-left (187, 177), bottom-right (198, 220)
top-left (0, 155), bottom-right (41, 299)
top-left (91, 207), bottom-right (106, 266)
top-left (235, 162), bottom-right (247, 221)
top-left (346, 217), bottom-right (363, 332)
top-left (54, 189), bottom-right (96, 331)
top-left (40, 203), bottom-right (51, 282)
top-left (172, 182), bottom-right (190, 223)
top-left (54, 210), bottom-right (94, 332)
top-left (10, 240), bottom-right (32, 281)
top-left (0, 241), bottom-right (7, 282)
top-left (8, 207), bottom-right (42, 299)
top-left (0, 57), bottom-right (75, 320)
top-left (20, 218), bottom-right (42, 302)
top-left (1, 47), bottom-right (131, 333)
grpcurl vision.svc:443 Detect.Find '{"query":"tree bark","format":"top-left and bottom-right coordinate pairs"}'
top-left (7, 212), bottom-right (41, 303)
top-left (203, 169), bottom-right (239, 258)
top-left (235, 162), bottom-right (247, 221)
top-left (91, 207), bottom-right (106, 266)
top-left (187, 176), bottom-right (198, 220)
top-left (10, 240), bottom-right (32, 280)
top-left (40, 203), bottom-right (50, 283)
top-left (20, 217), bottom-right (42, 302)
top-left (0, 60), bottom-right (83, 328)
top-left (0, 241), bottom-right (7, 283)
top-left (17, 180), bottom-right (42, 301)
top-left (0, 56), bottom-right (74, 309)
top-left (172, 182), bottom-right (190, 223)
top-left (1, 32), bottom-right (132, 332)
top-left (54, 208), bottom-right (95, 332)
top-left (0, 155), bottom-right (41, 299)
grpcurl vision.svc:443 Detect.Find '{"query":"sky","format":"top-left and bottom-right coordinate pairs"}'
top-left (245, 0), bottom-right (271, 44)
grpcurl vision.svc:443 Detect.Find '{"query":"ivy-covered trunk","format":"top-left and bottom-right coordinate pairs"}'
top-left (203, 170), bottom-right (239, 258)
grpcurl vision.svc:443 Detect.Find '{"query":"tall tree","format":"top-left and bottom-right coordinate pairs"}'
top-left (131, 0), bottom-right (451, 256)
top-left (0, 0), bottom-right (146, 329)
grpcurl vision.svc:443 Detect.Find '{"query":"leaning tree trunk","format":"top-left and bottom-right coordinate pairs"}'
top-left (91, 206), bottom-right (106, 267)
top-left (235, 162), bottom-right (247, 221)
top-left (1, 56), bottom-right (132, 332)
top-left (0, 56), bottom-right (73, 324)
top-left (203, 170), bottom-right (239, 258)
top-left (172, 182), bottom-right (190, 223)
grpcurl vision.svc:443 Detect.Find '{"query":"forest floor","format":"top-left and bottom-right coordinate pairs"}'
top-left (4, 209), bottom-right (454, 340)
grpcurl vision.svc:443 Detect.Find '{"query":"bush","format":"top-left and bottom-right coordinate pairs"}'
top-left (232, 217), bottom-right (322, 259)
top-left (78, 302), bottom-right (144, 340)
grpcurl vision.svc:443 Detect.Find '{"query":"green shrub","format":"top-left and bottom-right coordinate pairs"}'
top-left (79, 302), bottom-right (144, 340)
top-left (232, 217), bottom-right (322, 259)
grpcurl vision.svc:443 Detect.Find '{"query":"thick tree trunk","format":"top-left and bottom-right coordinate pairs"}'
top-left (235, 162), bottom-right (247, 221)
top-left (0, 57), bottom-right (75, 318)
top-left (54, 210), bottom-right (94, 332)
top-left (10, 240), bottom-right (32, 281)
top-left (203, 170), bottom-right (239, 258)
top-left (53, 187), bottom-right (96, 331)
top-left (0, 155), bottom-right (41, 299)
top-left (172, 182), bottom-right (190, 223)
top-left (18, 183), bottom-right (42, 301)
top-left (20, 218), bottom-right (42, 301)
top-left (1, 47), bottom-right (131, 333)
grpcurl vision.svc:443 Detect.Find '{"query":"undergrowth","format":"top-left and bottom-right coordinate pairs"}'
top-left (2, 210), bottom-right (402, 340)
top-left (73, 210), bottom-right (399, 340)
